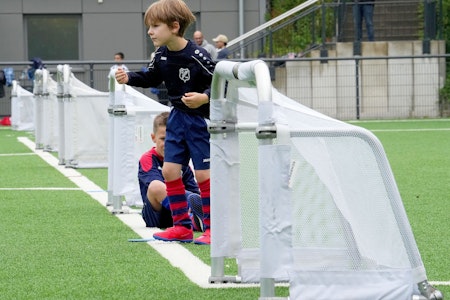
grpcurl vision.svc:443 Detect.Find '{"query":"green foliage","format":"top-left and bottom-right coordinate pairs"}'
top-left (265, 0), bottom-right (335, 57)
top-left (439, 75), bottom-right (450, 116)
top-left (266, 0), bottom-right (449, 56)
top-left (411, 0), bottom-right (449, 114)
top-left (440, 0), bottom-right (450, 113)
top-left (441, 0), bottom-right (450, 50)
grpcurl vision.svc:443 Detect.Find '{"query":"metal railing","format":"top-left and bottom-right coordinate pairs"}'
top-left (1, 52), bottom-right (449, 120)
top-left (0, 60), bottom-right (157, 95)
top-left (225, 0), bottom-right (444, 59)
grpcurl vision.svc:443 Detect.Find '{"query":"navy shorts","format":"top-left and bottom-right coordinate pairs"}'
top-left (142, 200), bottom-right (172, 228)
top-left (141, 191), bottom-right (198, 228)
top-left (164, 109), bottom-right (210, 170)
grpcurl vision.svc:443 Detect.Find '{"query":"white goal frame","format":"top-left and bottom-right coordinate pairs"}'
top-left (208, 60), bottom-right (440, 300)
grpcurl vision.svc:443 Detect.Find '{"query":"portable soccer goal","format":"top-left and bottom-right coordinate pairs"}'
top-left (10, 80), bottom-right (35, 131)
top-left (33, 69), bottom-right (59, 151)
top-left (209, 60), bottom-right (442, 300)
top-left (107, 74), bottom-right (169, 211)
top-left (55, 64), bottom-right (110, 168)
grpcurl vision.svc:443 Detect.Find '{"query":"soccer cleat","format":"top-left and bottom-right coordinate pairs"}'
top-left (153, 225), bottom-right (193, 243)
top-left (190, 213), bottom-right (203, 232)
top-left (194, 228), bottom-right (211, 245)
top-left (188, 193), bottom-right (204, 232)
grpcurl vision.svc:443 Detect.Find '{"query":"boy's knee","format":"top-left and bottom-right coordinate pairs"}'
top-left (147, 180), bottom-right (167, 210)
top-left (162, 163), bottom-right (183, 181)
top-left (195, 169), bottom-right (210, 184)
top-left (148, 180), bottom-right (166, 194)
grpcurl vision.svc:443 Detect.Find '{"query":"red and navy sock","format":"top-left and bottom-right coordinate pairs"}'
top-left (166, 177), bottom-right (191, 229)
top-left (198, 178), bottom-right (210, 230)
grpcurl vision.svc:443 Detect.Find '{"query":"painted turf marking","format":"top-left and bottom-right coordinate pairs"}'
top-left (370, 128), bottom-right (450, 132)
top-left (16, 136), bottom-right (253, 289)
top-left (0, 187), bottom-right (81, 191)
top-left (430, 281), bottom-right (450, 286)
top-left (350, 119), bottom-right (450, 123)
top-left (0, 152), bottom-right (35, 156)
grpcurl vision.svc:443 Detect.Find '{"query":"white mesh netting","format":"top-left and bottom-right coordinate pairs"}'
top-left (34, 69), bottom-right (59, 151)
top-left (56, 66), bottom-right (110, 168)
top-left (11, 81), bottom-right (35, 131)
top-left (107, 76), bottom-right (169, 207)
top-left (210, 61), bottom-right (429, 299)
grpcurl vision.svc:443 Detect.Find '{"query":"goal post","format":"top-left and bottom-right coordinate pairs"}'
top-left (106, 73), bottom-right (169, 212)
top-left (10, 80), bottom-right (35, 131)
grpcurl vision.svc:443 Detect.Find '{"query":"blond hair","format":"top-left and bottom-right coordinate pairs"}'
top-left (144, 0), bottom-right (196, 37)
top-left (153, 111), bottom-right (169, 133)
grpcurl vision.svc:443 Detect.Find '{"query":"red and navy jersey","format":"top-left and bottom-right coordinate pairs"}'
top-left (127, 40), bottom-right (216, 119)
top-left (138, 147), bottom-right (200, 205)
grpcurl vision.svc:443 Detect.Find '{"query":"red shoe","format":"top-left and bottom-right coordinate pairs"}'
top-left (194, 228), bottom-right (211, 245)
top-left (153, 225), bottom-right (193, 243)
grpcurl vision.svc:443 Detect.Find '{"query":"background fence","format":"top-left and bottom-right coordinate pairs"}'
top-left (1, 52), bottom-right (449, 120)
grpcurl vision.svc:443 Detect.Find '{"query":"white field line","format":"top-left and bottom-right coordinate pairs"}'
top-left (349, 119), bottom-right (450, 123)
top-left (430, 281), bottom-right (450, 286)
top-left (17, 136), bottom-right (257, 289)
top-left (0, 152), bottom-right (36, 156)
top-left (0, 187), bottom-right (81, 191)
top-left (370, 128), bottom-right (450, 132)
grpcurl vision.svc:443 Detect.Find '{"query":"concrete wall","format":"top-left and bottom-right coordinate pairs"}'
top-left (0, 0), bottom-right (264, 61)
top-left (278, 40), bottom-right (446, 120)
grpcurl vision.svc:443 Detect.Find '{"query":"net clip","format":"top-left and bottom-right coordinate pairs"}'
top-left (108, 104), bottom-right (127, 116)
top-left (208, 121), bottom-right (236, 134)
top-left (256, 124), bottom-right (277, 139)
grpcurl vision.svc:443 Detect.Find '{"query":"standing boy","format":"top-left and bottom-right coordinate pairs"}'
top-left (115, 0), bottom-right (215, 245)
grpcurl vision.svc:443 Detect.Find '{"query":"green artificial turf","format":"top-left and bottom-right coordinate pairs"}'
top-left (1, 120), bottom-right (449, 299)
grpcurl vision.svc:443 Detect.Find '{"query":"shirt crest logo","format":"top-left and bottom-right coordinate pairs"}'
top-left (179, 68), bottom-right (190, 83)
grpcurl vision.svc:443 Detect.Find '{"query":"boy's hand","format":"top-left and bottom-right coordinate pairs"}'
top-left (182, 92), bottom-right (209, 109)
top-left (115, 67), bottom-right (129, 84)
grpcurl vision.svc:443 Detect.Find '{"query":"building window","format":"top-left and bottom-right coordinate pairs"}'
top-left (26, 15), bottom-right (80, 60)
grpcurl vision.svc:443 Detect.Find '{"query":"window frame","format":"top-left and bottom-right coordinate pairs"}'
top-left (25, 14), bottom-right (82, 61)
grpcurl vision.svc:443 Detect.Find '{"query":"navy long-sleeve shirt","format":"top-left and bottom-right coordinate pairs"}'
top-left (127, 40), bottom-right (216, 119)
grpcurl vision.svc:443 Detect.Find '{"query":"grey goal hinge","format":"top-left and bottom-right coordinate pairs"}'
top-left (108, 104), bottom-right (127, 116)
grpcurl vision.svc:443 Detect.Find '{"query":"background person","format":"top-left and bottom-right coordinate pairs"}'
top-left (0, 69), bottom-right (6, 98)
top-left (193, 30), bottom-right (217, 60)
top-left (109, 52), bottom-right (129, 78)
top-left (353, 0), bottom-right (375, 42)
top-left (27, 57), bottom-right (45, 80)
top-left (213, 34), bottom-right (230, 59)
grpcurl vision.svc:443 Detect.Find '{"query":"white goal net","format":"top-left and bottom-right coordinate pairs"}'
top-left (209, 60), bottom-right (441, 300)
top-left (55, 65), bottom-right (110, 168)
top-left (11, 80), bottom-right (35, 131)
top-left (107, 74), bottom-right (169, 209)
